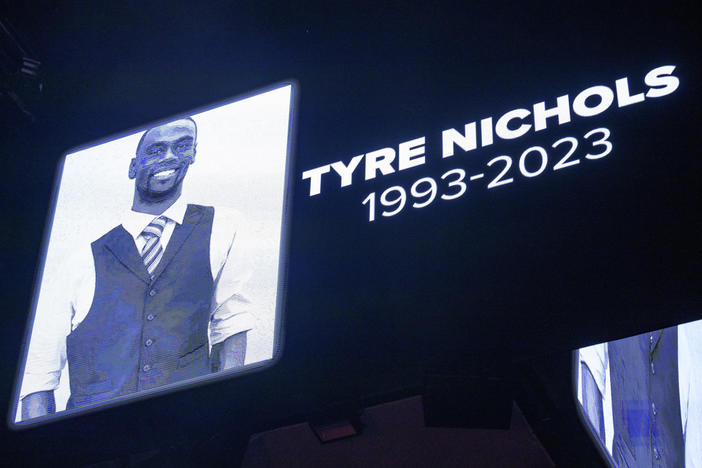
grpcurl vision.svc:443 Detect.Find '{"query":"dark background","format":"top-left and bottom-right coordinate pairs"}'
top-left (1, 1), bottom-right (700, 466)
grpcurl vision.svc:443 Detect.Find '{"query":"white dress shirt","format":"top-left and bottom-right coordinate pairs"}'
top-left (20, 198), bottom-right (255, 400)
top-left (577, 319), bottom-right (702, 467)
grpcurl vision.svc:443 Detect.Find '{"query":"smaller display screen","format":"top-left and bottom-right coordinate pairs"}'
top-left (10, 83), bottom-right (295, 426)
top-left (575, 318), bottom-right (702, 466)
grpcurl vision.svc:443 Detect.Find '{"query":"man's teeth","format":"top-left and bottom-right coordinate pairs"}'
top-left (154, 169), bottom-right (176, 178)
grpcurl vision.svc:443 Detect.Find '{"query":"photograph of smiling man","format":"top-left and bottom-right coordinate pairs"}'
top-left (17, 85), bottom-right (292, 422)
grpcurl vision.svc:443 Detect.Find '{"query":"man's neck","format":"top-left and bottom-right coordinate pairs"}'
top-left (131, 188), bottom-right (182, 215)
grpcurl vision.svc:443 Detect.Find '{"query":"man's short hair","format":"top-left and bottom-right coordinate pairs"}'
top-left (136, 117), bottom-right (198, 156)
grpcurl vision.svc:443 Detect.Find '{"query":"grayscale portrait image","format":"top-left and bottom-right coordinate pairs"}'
top-left (12, 83), bottom-right (294, 425)
top-left (576, 318), bottom-right (702, 467)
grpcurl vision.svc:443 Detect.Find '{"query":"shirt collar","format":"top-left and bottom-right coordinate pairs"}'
top-left (121, 198), bottom-right (188, 240)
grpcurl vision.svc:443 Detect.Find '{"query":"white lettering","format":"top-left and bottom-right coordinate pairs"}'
top-left (302, 164), bottom-right (331, 196)
top-left (495, 108), bottom-right (532, 140)
top-left (305, 65), bottom-right (680, 198)
top-left (573, 85), bottom-right (614, 117)
top-left (365, 148), bottom-right (396, 180)
top-left (533, 95), bottom-right (571, 131)
top-left (441, 124), bottom-right (476, 158)
top-left (480, 117), bottom-right (494, 147)
top-left (615, 77), bottom-right (645, 107)
top-left (645, 65), bottom-right (679, 98)
top-left (398, 137), bottom-right (426, 170)
top-left (330, 155), bottom-right (364, 188)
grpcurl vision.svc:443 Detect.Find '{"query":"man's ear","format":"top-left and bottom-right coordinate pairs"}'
top-left (189, 143), bottom-right (197, 165)
top-left (128, 158), bottom-right (137, 179)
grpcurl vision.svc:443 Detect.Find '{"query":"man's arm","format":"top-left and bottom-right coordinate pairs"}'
top-left (580, 362), bottom-right (605, 442)
top-left (209, 208), bottom-right (255, 372)
top-left (20, 247), bottom-right (90, 421)
top-left (21, 391), bottom-right (56, 420)
top-left (211, 331), bottom-right (247, 372)
top-left (679, 320), bottom-right (702, 467)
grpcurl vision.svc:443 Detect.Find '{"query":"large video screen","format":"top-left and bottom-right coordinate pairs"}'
top-left (10, 83), bottom-right (295, 426)
top-left (575, 318), bottom-right (702, 466)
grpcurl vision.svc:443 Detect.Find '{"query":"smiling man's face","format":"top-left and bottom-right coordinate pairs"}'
top-left (129, 119), bottom-right (196, 202)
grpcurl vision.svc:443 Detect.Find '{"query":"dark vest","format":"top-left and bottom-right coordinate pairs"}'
top-left (609, 327), bottom-right (684, 468)
top-left (66, 204), bottom-right (214, 409)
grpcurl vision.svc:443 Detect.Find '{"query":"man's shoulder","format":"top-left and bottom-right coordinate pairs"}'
top-left (62, 239), bottom-right (99, 286)
top-left (215, 205), bottom-right (244, 221)
top-left (187, 203), bottom-right (213, 212)
top-left (91, 224), bottom-right (129, 247)
top-left (189, 204), bottom-right (245, 226)
top-left (206, 205), bottom-right (247, 246)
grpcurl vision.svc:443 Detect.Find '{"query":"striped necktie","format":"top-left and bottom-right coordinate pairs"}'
top-left (139, 216), bottom-right (167, 276)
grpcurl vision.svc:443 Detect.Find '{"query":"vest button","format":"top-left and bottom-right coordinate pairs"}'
top-left (145, 338), bottom-right (153, 347)
top-left (146, 314), bottom-right (155, 321)
top-left (143, 364), bottom-right (151, 372)
top-left (149, 289), bottom-right (157, 297)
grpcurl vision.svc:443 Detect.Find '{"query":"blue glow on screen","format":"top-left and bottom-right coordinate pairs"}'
top-left (575, 318), bottom-right (702, 467)
top-left (10, 82), bottom-right (295, 427)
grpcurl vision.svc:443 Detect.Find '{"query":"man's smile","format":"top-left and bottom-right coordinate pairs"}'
top-left (152, 168), bottom-right (177, 180)
top-left (130, 119), bottom-right (197, 203)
